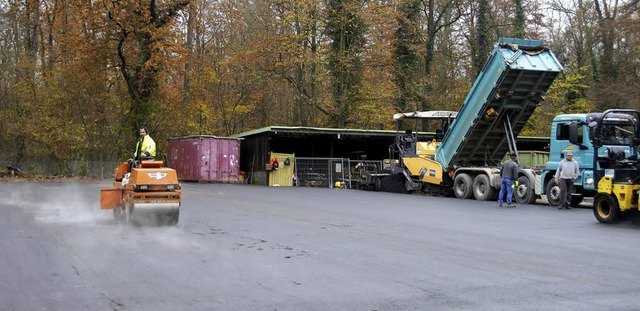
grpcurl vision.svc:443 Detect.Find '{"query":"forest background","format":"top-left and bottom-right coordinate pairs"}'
top-left (1, 0), bottom-right (639, 175)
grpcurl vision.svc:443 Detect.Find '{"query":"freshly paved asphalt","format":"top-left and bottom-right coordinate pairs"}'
top-left (1, 181), bottom-right (639, 311)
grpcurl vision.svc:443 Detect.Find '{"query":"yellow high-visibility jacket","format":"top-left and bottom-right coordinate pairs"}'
top-left (134, 135), bottom-right (156, 158)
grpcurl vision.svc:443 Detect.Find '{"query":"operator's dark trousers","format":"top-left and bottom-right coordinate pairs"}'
top-left (559, 178), bottom-right (574, 207)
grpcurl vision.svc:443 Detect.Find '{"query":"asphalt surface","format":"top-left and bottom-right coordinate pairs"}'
top-left (1, 181), bottom-right (639, 311)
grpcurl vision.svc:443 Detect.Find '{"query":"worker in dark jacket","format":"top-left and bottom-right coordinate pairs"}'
top-left (498, 154), bottom-right (519, 208)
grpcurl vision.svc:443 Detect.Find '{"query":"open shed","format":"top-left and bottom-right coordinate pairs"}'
top-left (232, 126), bottom-right (549, 185)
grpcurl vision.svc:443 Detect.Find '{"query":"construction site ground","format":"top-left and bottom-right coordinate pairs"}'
top-left (1, 181), bottom-right (639, 311)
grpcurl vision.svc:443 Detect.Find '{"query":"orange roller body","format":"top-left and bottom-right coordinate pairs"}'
top-left (100, 160), bottom-right (181, 225)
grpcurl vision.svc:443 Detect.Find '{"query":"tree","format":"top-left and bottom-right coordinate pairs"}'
top-left (593, 0), bottom-right (618, 81)
top-left (590, 0), bottom-right (640, 110)
top-left (393, 0), bottom-right (421, 112)
top-left (524, 68), bottom-right (594, 137)
top-left (326, 0), bottom-right (366, 127)
top-left (410, 0), bottom-right (467, 115)
top-left (262, 0), bottom-right (327, 127)
top-left (513, 0), bottom-right (525, 38)
top-left (471, 0), bottom-right (492, 76)
top-left (103, 0), bottom-right (189, 133)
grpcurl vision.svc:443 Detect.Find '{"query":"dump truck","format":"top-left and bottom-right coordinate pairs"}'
top-left (385, 38), bottom-right (563, 200)
top-left (100, 160), bottom-right (181, 225)
top-left (390, 102), bottom-right (640, 210)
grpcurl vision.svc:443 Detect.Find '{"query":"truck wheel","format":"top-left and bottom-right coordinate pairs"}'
top-left (453, 173), bottom-right (474, 199)
top-left (472, 174), bottom-right (495, 201)
top-left (593, 194), bottom-right (620, 223)
top-left (515, 176), bottom-right (537, 204)
top-left (545, 179), bottom-right (561, 206)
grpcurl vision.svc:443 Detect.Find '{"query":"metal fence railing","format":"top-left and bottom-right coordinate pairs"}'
top-left (294, 157), bottom-right (346, 188)
top-left (1, 157), bottom-right (391, 185)
top-left (294, 157), bottom-right (387, 189)
top-left (0, 160), bottom-right (119, 179)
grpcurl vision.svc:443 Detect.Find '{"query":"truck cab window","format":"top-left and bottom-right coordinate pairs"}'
top-left (556, 123), bottom-right (583, 142)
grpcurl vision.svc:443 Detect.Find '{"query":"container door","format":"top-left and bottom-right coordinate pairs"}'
top-left (168, 138), bottom-right (201, 181)
top-left (206, 138), bottom-right (241, 183)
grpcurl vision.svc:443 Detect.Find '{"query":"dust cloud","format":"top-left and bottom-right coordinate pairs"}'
top-left (0, 182), bottom-right (196, 248)
top-left (1, 182), bottom-right (110, 225)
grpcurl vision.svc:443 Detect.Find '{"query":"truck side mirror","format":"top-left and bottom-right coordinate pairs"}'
top-left (568, 122), bottom-right (589, 150)
top-left (568, 122), bottom-right (580, 144)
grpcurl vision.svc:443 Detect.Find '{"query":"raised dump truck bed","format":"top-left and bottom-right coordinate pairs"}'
top-left (436, 38), bottom-right (563, 169)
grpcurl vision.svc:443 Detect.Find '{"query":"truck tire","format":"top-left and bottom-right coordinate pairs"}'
top-left (593, 194), bottom-right (620, 223)
top-left (515, 176), bottom-right (537, 204)
top-left (472, 174), bottom-right (495, 201)
top-left (453, 173), bottom-right (474, 199)
top-left (545, 179), bottom-right (561, 206)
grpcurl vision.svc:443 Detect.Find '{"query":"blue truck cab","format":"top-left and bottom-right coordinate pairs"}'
top-left (541, 112), bottom-right (637, 206)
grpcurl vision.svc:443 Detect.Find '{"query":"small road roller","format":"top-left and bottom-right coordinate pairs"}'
top-left (101, 161), bottom-right (181, 225)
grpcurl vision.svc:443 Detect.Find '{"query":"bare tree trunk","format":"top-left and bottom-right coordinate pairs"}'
top-left (472, 0), bottom-right (491, 77)
top-left (594, 0), bottom-right (618, 80)
top-left (184, 1), bottom-right (195, 100)
top-left (513, 0), bottom-right (525, 38)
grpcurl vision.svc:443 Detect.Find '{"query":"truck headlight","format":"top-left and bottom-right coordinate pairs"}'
top-left (167, 184), bottom-right (175, 191)
top-left (585, 178), bottom-right (594, 187)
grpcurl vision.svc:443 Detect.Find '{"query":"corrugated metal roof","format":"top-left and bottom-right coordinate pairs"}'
top-left (169, 135), bottom-right (242, 140)
top-left (232, 126), bottom-right (550, 143)
top-left (232, 126), bottom-right (397, 138)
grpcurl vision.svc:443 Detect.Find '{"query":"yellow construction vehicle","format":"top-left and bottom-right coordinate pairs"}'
top-left (591, 109), bottom-right (640, 223)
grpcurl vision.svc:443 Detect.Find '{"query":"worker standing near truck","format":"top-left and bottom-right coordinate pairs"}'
top-left (498, 154), bottom-right (519, 208)
top-left (555, 152), bottom-right (579, 209)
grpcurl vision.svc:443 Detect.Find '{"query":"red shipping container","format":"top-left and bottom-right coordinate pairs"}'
top-left (167, 136), bottom-right (241, 183)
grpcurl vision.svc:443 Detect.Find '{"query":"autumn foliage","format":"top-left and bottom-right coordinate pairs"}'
top-left (1, 0), bottom-right (639, 164)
